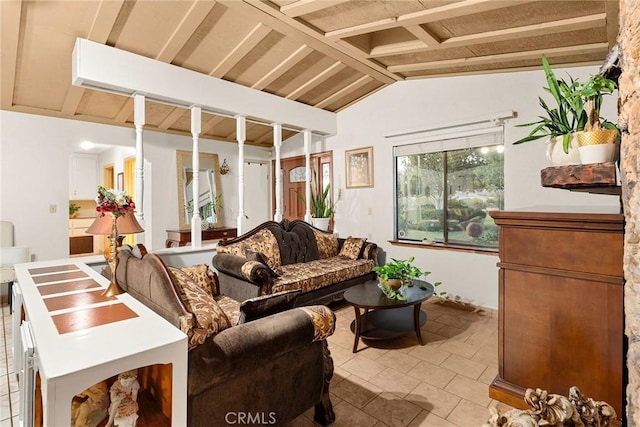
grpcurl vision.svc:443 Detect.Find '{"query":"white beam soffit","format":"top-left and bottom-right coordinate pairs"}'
top-left (71, 38), bottom-right (337, 136)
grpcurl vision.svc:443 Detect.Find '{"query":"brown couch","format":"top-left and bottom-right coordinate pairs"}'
top-left (213, 220), bottom-right (378, 306)
top-left (115, 245), bottom-right (336, 427)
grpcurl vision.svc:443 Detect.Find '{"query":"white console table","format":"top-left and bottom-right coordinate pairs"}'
top-left (13, 259), bottom-right (187, 426)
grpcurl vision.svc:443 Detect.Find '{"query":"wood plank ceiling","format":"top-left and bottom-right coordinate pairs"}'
top-left (1, 0), bottom-right (618, 147)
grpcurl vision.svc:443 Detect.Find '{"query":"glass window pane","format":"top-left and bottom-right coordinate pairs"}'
top-left (396, 152), bottom-right (444, 242)
top-left (446, 145), bottom-right (504, 247)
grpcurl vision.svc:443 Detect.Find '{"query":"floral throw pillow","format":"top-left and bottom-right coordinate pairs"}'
top-left (178, 264), bottom-right (219, 296)
top-left (168, 267), bottom-right (231, 350)
top-left (338, 237), bottom-right (367, 260)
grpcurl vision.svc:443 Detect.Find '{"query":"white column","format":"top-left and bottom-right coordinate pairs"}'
top-left (236, 115), bottom-right (246, 234)
top-left (133, 93), bottom-right (147, 246)
top-left (273, 123), bottom-right (283, 222)
top-left (190, 106), bottom-right (202, 248)
top-left (304, 130), bottom-right (312, 223)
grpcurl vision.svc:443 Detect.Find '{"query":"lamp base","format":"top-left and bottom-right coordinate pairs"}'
top-left (102, 279), bottom-right (125, 297)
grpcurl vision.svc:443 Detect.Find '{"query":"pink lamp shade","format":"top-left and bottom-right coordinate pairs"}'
top-left (86, 213), bottom-right (144, 235)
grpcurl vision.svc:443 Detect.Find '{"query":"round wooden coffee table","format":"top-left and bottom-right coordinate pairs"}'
top-left (343, 279), bottom-right (435, 353)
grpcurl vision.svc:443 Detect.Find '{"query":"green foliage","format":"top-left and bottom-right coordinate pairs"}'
top-left (514, 55), bottom-right (618, 152)
top-left (185, 194), bottom-right (222, 221)
top-left (373, 256), bottom-right (425, 281)
top-left (69, 203), bottom-right (80, 215)
top-left (297, 170), bottom-right (339, 218)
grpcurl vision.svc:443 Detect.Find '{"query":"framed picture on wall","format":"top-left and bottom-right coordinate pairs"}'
top-left (345, 146), bottom-right (374, 188)
top-left (117, 173), bottom-right (124, 191)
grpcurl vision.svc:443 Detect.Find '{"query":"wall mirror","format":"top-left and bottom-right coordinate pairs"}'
top-left (176, 150), bottom-right (224, 229)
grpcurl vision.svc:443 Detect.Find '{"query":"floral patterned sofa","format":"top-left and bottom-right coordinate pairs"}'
top-left (213, 220), bottom-right (378, 306)
top-left (115, 245), bottom-right (337, 426)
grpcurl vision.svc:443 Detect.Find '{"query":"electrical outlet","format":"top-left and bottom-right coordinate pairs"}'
top-left (49, 204), bottom-right (57, 214)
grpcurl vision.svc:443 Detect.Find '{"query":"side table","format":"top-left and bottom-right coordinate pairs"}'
top-left (165, 227), bottom-right (237, 248)
top-left (343, 279), bottom-right (434, 353)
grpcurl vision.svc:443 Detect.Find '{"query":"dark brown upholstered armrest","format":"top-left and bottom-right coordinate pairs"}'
top-left (187, 306), bottom-right (335, 396)
top-left (212, 253), bottom-right (272, 286)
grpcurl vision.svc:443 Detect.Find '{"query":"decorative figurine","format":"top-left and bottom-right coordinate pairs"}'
top-left (105, 369), bottom-right (141, 427)
top-left (71, 381), bottom-right (109, 427)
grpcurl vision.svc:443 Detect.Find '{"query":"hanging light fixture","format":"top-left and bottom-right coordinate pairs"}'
top-left (220, 159), bottom-right (230, 175)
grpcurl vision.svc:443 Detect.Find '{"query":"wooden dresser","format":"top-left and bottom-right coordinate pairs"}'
top-left (165, 227), bottom-right (237, 248)
top-left (489, 207), bottom-right (624, 417)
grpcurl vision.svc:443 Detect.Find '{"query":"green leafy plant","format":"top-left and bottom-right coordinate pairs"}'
top-left (69, 203), bottom-right (80, 216)
top-left (297, 170), bottom-right (340, 218)
top-left (373, 256), bottom-right (443, 301)
top-left (578, 73), bottom-right (617, 132)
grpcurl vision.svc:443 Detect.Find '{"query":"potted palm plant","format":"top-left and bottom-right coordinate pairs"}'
top-left (574, 73), bottom-right (619, 164)
top-left (298, 170), bottom-right (339, 231)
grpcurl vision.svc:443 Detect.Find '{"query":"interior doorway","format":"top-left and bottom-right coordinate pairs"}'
top-left (273, 151), bottom-right (333, 221)
top-left (244, 160), bottom-right (271, 231)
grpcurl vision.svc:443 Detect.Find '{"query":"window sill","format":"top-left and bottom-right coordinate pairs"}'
top-left (389, 240), bottom-right (498, 256)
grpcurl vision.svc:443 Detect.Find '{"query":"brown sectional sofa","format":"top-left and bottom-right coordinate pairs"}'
top-left (115, 245), bottom-right (336, 427)
top-left (213, 220), bottom-right (378, 306)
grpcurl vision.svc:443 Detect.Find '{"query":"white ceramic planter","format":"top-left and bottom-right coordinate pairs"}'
top-left (311, 218), bottom-right (330, 231)
top-left (545, 134), bottom-right (581, 166)
top-left (578, 142), bottom-right (619, 164)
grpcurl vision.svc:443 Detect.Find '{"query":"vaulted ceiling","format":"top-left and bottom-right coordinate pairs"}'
top-left (0, 0), bottom-right (619, 147)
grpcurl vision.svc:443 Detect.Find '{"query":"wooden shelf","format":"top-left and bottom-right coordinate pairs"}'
top-left (540, 162), bottom-right (621, 195)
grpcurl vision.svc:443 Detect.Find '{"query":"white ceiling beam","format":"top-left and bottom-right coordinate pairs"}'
top-left (252, 44), bottom-right (314, 90)
top-left (285, 61), bottom-right (346, 100)
top-left (209, 23), bottom-right (271, 77)
top-left (0, 0), bottom-right (22, 109)
top-left (61, 0), bottom-right (126, 116)
top-left (73, 38), bottom-right (337, 135)
top-left (314, 75), bottom-right (372, 109)
top-left (388, 43), bottom-right (609, 73)
top-left (280, 0), bottom-right (350, 18)
top-left (371, 13), bottom-right (607, 58)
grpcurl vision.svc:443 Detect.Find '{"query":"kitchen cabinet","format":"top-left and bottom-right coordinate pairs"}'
top-left (69, 218), bottom-right (104, 255)
top-left (69, 155), bottom-right (98, 200)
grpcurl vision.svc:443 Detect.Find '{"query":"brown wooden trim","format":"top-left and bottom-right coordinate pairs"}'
top-left (37, 279), bottom-right (102, 296)
top-left (491, 210), bottom-right (624, 231)
top-left (51, 302), bottom-right (138, 334)
top-left (43, 290), bottom-right (113, 312)
top-left (388, 240), bottom-right (498, 255)
top-left (28, 264), bottom-right (79, 275)
top-left (497, 262), bottom-right (625, 285)
top-left (488, 375), bottom-right (529, 410)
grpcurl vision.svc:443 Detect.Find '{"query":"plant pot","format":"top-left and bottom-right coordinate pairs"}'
top-left (381, 278), bottom-right (403, 291)
top-left (546, 134), bottom-right (580, 166)
top-left (312, 217), bottom-right (330, 231)
top-left (576, 129), bottom-right (620, 164)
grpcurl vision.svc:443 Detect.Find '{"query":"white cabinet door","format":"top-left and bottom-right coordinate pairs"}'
top-left (70, 155), bottom-right (98, 199)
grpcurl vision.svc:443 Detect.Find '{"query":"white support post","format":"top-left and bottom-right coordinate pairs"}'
top-left (273, 123), bottom-right (283, 222)
top-left (190, 106), bottom-right (202, 248)
top-left (133, 93), bottom-right (147, 246)
top-left (236, 115), bottom-right (246, 234)
top-left (304, 130), bottom-right (312, 223)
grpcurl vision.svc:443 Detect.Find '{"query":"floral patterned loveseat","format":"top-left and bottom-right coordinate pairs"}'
top-left (213, 220), bottom-right (378, 306)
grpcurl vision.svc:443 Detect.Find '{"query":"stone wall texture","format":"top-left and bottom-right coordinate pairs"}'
top-left (620, 0), bottom-right (640, 424)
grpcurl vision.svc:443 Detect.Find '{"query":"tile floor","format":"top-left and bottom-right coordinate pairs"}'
top-left (0, 298), bottom-right (512, 427)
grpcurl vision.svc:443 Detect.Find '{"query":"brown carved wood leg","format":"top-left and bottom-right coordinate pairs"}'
top-left (314, 340), bottom-right (336, 426)
top-left (414, 304), bottom-right (424, 345)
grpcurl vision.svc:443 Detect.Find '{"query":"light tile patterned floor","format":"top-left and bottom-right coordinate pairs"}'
top-left (0, 298), bottom-right (512, 426)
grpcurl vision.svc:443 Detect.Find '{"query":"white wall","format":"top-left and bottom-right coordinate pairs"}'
top-left (282, 65), bottom-right (619, 309)
top-left (0, 110), bottom-right (271, 261)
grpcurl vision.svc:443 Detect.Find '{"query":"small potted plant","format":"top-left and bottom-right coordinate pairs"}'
top-left (373, 256), bottom-right (433, 300)
top-left (298, 170), bottom-right (340, 231)
top-left (69, 202), bottom-right (80, 219)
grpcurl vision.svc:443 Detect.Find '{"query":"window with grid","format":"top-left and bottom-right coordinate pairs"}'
top-left (394, 126), bottom-right (504, 248)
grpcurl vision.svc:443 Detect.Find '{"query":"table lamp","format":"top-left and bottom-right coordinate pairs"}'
top-left (86, 212), bottom-right (144, 296)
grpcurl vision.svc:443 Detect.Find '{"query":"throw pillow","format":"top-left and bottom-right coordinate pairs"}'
top-left (178, 264), bottom-right (219, 296)
top-left (168, 266), bottom-right (231, 349)
top-left (237, 290), bottom-right (302, 324)
top-left (245, 250), bottom-right (280, 277)
top-left (339, 237), bottom-right (367, 260)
